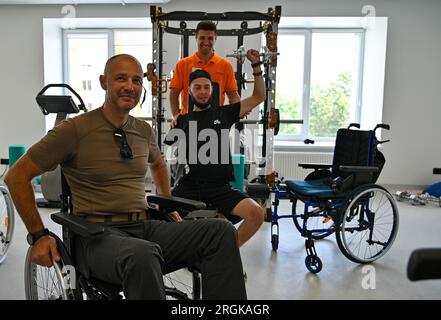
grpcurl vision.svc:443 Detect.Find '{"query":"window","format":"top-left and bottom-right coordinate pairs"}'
top-left (64, 31), bottom-right (110, 111)
top-left (114, 30), bottom-right (152, 118)
top-left (276, 29), bottom-right (364, 143)
top-left (64, 29), bottom-right (152, 118)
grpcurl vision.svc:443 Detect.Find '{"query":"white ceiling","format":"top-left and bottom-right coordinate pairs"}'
top-left (0, 0), bottom-right (171, 4)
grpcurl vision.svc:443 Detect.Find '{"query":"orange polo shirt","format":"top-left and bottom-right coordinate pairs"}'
top-left (169, 52), bottom-right (238, 114)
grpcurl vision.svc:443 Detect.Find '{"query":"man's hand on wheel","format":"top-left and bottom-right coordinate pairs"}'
top-left (30, 235), bottom-right (61, 267)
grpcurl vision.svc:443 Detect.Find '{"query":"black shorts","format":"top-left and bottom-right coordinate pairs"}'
top-left (171, 178), bottom-right (248, 222)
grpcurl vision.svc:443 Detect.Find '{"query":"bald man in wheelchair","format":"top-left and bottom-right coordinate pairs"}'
top-left (5, 54), bottom-right (247, 300)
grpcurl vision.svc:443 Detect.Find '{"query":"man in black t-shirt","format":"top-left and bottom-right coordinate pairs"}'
top-left (168, 49), bottom-right (265, 247)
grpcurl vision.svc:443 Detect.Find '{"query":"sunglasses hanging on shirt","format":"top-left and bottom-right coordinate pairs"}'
top-left (114, 128), bottom-right (133, 160)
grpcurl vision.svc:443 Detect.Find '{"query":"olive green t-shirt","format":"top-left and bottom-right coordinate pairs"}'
top-left (28, 107), bottom-right (161, 216)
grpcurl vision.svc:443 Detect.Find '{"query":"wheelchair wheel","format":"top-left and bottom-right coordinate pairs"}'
top-left (164, 270), bottom-right (193, 300)
top-left (164, 268), bottom-right (200, 300)
top-left (335, 184), bottom-right (399, 263)
top-left (271, 234), bottom-right (279, 251)
top-left (271, 222), bottom-right (279, 251)
top-left (24, 234), bottom-right (82, 300)
top-left (305, 255), bottom-right (322, 273)
top-left (0, 186), bottom-right (14, 264)
top-left (292, 199), bottom-right (335, 240)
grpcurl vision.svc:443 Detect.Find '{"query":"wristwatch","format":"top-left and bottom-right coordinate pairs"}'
top-left (27, 228), bottom-right (50, 246)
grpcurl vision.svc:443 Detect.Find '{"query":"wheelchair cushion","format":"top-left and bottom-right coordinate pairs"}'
top-left (285, 179), bottom-right (335, 198)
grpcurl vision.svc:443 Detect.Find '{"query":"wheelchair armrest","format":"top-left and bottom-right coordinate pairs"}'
top-left (51, 212), bottom-right (105, 237)
top-left (339, 166), bottom-right (379, 173)
top-left (407, 248), bottom-right (441, 281)
top-left (299, 163), bottom-right (332, 170)
top-left (147, 194), bottom-right (206, 212)
top-left (185, 209), bottom-right (218, 220)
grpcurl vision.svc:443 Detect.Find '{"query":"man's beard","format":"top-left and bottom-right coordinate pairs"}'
top-left (190, 95), bottom-right (212, 110)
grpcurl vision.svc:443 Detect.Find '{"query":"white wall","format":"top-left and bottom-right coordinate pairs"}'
top-left (1, 0), bottom-right (440, 186)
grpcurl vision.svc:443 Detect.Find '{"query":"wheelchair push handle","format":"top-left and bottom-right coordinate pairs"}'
top-left (347, 123), bottom-right (360, 129)
top-left (374, 123), bottom-right (390, 131)
top-left (374, 124), bottom-right (391, 144)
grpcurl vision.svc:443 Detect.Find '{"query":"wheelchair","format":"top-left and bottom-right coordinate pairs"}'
top-left (0, 185), bottom-right (14, 264)
top-left (24, 173), bottom-right (210, 300)
top-left (271, 123), bottom-right (399, 273)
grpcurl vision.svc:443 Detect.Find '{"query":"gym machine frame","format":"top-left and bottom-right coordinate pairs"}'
top-left (148, 5), bottom-right (302, 212)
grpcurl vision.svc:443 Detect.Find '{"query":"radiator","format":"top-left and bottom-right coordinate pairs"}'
top-left (273, 152), bottom-right (333, 180)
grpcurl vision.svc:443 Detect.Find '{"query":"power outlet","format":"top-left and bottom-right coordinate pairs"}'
top-left (0, 158), bottom-right (9, 165)
top-left (433, 168), bottom-right (441, 175)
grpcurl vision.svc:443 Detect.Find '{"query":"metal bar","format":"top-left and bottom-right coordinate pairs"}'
top-left (151, 21), bottom-right (159, 144)
top-left (181, 34), bottom-right (189, 58)
top-left (156, 11), bottom-right (276, 22)
top-left (164, 26), bottom-right (264, 37)
top-left (233, 33), bottom-right (244, 146)
top-left (157, 26), bottom-right (164, 150)
top-left (240, 119), bottom-right (303, 125)
top-left (138, 117), bottom-right (303, 125)
top-left (236, 34), bottom-right (244, 97)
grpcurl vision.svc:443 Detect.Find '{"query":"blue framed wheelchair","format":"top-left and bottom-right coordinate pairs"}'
top-left (24, 172), bottom-right (208, 300)
top-left (271, 123), bottom-right (399, 273)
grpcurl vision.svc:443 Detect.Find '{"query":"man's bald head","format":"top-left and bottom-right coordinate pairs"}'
top-left (99, 54), bottom-right (145, 113)
top-left (103, 54), bottom-right (143, 76)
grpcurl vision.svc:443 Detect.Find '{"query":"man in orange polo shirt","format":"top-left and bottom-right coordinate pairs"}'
top-left (169, 20), bottom-right (240, 127)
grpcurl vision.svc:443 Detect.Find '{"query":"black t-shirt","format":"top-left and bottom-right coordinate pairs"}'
top-left (165, 102), bottom-right (241, 183)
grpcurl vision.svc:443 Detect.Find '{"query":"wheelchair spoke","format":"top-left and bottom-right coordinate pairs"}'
top-left (292, 200), bottom-right (335, 240)
top-left (347, 226), bottom-right (367, 256)
top-left (163, 269), bottom-right (194, 300)
top-left (38, 266), bottom-right (54, 299)
top-left (371, 224), bottom-right (392, 241)
top-left (336, 185), bottom-right (399, 263)
top-left (29, 261), bottom-right (67, 300)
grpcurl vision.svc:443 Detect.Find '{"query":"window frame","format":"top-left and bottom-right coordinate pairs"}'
top-left (62, 28), bottom-right (152, 117)
top-left (62, 29), bottom-right (114, 92)
top-left (275, 27), bottom-right (366, 144)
